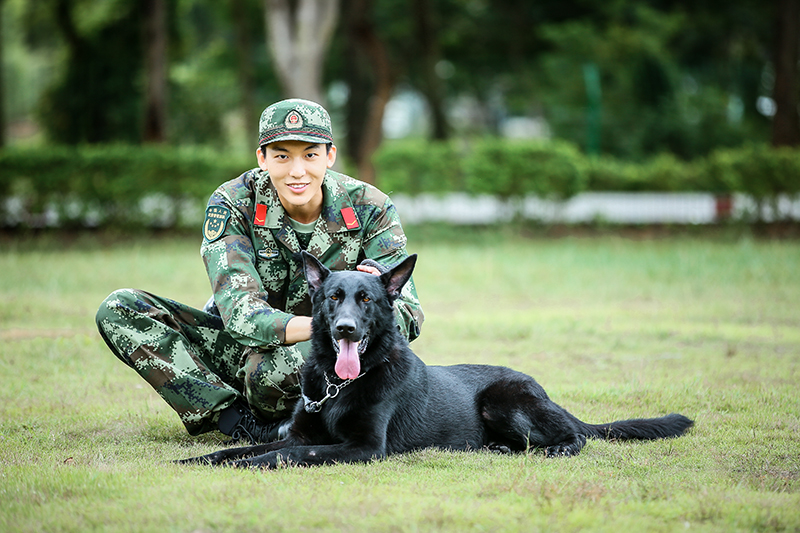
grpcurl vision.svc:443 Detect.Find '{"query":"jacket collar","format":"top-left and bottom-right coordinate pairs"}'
top-left (254, 171), bottom-right (360, 234)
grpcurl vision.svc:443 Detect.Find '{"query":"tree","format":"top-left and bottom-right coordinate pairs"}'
top-left (143, 0), bottom-right (168, 143)
top-left (412, 0), bottom-right (449, 140)
top-left (264, 0), bottom-right (339, 105)
top-left (0, 0), bottom-right (6, 148)
top-left (38, 0), bottom-right (143, 144)
top-left (230, 0), bottom-right (258, 127)
top-left (342, 0), bottom-right (395, 184)
top-left (771, 0), bottom-right (800, 146)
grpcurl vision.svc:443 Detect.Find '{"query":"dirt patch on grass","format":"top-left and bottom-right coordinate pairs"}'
top-left (0, 328), bottom-right (95, 341)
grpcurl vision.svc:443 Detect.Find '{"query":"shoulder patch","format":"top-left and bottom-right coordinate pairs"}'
top-left (203, 205), bottom-right (231, 242)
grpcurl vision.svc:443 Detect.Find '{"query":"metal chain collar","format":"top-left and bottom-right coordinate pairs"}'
top-left (302, 371), bottom-right (365, 413)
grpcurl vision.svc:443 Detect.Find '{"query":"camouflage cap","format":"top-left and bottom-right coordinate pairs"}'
top-left (257, 98), bottom-right (334, 147)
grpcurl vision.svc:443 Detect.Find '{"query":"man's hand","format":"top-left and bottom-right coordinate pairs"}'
top-left (357, 259), bottom-right (388, 277)
top-left (356, 264), bottom-right (382, 276)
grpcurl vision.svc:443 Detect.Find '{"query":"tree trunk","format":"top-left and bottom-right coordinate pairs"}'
top-left (143, 0), bottom-right (168, 143)
top-left (264, 0), bottom-right (339, 105)
top-left (771, 0), bottom-right (800, 146)
top-left (344, 0), bottom-right (395, 185)
top-left (230, 0), bottom-right (257, 126)
top-left (413, 0), bottom-right (449, 140)
top-left (0, 0), bottom-right (5, 148)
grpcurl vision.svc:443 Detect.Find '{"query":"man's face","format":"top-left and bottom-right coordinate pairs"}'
top-left (257, 141), bottom-right (337, 223)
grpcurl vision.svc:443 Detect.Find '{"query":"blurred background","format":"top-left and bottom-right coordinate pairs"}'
top-left (1, 0), bottom-right (799, 228)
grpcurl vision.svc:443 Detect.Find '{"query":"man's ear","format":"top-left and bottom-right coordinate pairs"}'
top-left (326, 144), bottom-right (337, 168)
top-left (302, 251), bottom-right (330, 295)
top-left (256, 146), bottom-right (268, 171)
top-left (380, 254), bottom-right (417, 301)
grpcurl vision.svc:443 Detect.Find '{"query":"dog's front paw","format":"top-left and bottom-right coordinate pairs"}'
top-left (230, 451), bottom-right (288, 469)
top-left (174, 450), bottom-right (235, 466)
top-left (544, 435), bottom-right (586, 457)
top-left (486, 443), bottom-right (513, 454)
top-left (544, 444), bottom-right (578, 457)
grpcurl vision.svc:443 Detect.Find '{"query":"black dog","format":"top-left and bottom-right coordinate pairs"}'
top-left (179, 252), bottom-right (693, 468)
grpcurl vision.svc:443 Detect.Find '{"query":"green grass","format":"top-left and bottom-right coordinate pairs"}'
top-left (1, 228), bottom-right (799, 532)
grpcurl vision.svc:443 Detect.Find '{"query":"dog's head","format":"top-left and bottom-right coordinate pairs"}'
top-left (302, 251), bottom-right (417, 380)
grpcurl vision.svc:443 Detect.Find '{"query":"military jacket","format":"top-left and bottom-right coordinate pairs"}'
top-left (200, 168), bottom-right (424, 350)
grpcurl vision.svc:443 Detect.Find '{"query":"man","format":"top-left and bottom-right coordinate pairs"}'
top-left (96, 98), bottom-right (424, 444)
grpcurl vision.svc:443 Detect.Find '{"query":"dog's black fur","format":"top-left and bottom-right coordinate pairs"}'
top-left (178, 252), bottom-right (693, 468)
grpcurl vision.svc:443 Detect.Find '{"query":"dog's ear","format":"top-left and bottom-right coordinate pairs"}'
top-left (380, 254), bottom-right (417, 300)
top-left (302, 251), bottom-right (330, 294)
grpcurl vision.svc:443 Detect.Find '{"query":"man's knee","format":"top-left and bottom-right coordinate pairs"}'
top-left (96, 288), bottom-right (140, 327)
top-left (241, 347), bottom-right (306, 420)
top-left (242, 355), bottom-right (303, 395)
top-left (95, 288), bottom-right (148, 367)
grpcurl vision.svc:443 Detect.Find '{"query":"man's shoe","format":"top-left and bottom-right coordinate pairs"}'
top-left (217, 403), bottom-right (290, 444)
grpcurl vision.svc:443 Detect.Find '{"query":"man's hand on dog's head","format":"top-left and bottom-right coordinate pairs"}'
top-left (357, 259), bottom-right (388, 277)
top-left (356, 264), bottom-right (382, 276)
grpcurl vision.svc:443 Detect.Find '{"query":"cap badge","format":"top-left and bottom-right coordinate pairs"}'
top-left (285, 110), bottom-right (304, 130)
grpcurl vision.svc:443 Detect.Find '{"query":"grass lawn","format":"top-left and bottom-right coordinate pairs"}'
top-left (1, 227), bottom-right (799, 532)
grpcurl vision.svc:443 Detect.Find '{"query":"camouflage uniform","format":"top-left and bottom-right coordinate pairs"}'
top-left (96, 99), bottom-right (424, 436)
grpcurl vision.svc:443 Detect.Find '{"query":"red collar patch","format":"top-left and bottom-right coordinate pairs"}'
top-left (254, 203), bottom-right (268, 227)
top-left (340, 207), bottom-right (359, 230)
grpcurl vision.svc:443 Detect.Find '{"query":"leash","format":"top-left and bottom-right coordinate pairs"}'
top-left (302, 371), bottom-right (365, 413)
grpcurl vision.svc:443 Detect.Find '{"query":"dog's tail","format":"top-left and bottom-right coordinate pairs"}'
top-left (580, 413), bottom-right (693, 441)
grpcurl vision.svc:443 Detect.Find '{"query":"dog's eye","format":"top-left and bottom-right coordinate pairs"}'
top-left (330, 295), bottom-right (338, 301)
top-left (362, 296), bottom-right (370, 303)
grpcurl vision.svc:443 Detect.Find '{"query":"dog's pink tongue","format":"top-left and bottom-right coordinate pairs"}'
top-left (335, 339), bottom-right (361, 380)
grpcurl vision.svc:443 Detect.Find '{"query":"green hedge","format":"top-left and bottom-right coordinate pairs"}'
top-left (2, 140), bottom-right (800, 227)
top-left (463, 139), bottom-right (586, 200)
top-left (581, 154), bottom-right (703, 192)
top-left (0, 145), bottom-right (251, 227)
top-left (374, 139), bottom-right (800, 201)
top-left (374, 138), bottom-right (587, 199)
top-left (704, 145), bottom-right (800, 200)
top-left (373, 139), bottom-right (464, 195)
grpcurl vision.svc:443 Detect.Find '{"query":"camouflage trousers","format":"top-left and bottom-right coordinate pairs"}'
top-left (95, 289), bottom-right (309, 435)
